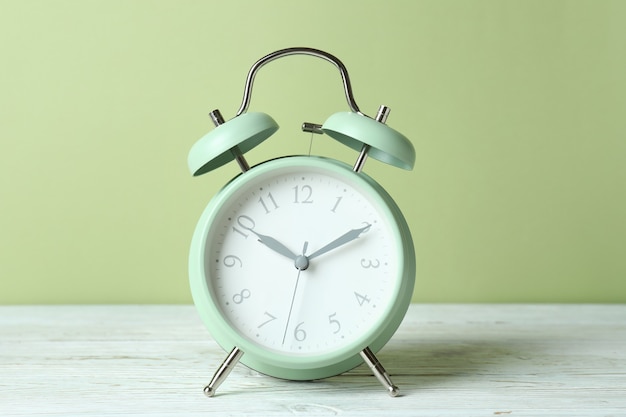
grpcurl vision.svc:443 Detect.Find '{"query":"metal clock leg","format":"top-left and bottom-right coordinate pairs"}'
top-left (360, 347), bottom-right (399, 397)
top-left (204, 346), bottom-right (244, 397)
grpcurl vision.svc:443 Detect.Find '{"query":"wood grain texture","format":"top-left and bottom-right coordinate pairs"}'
top-left (1, 305), bottom-right (625, 416)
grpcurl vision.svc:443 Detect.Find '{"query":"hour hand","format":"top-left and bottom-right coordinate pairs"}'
top-left (249, 230), bottom-right (297, 260)
top-left (308, 223), bottom-right (371, 261)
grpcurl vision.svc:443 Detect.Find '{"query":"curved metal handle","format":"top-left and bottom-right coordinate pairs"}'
top-left (235, 47), bottom-right (364, 117)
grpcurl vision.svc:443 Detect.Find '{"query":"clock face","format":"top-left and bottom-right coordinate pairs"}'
top-left (190, 156), bottom-right (414, 378)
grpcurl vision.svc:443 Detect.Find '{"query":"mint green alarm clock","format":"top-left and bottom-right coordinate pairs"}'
top-left (187, 48), bottom-right (415, 397)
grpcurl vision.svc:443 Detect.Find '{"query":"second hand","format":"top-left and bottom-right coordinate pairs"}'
top-left (282, 241), bottom-right (308, 346)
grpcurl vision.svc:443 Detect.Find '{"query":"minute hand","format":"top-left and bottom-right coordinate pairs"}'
top-left (308, 223), bottom-right (371, 261)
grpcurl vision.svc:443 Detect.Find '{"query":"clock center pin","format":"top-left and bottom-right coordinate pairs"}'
top-left (294, 241), bottom-right (310, 271)
top-left (294, 256), bottom-right (309, 271)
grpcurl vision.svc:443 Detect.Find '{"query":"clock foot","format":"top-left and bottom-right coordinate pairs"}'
top-left (204, 346), bottom-right (244, 397)
top-left (360, 346), bottom-right (399, 397)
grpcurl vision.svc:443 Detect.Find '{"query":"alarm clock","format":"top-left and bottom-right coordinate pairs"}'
top-left (187, 48), bottom-right (415, 397)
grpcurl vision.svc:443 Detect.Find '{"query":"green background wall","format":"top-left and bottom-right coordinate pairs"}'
top-left (1, 1), bottom-right (625, 304)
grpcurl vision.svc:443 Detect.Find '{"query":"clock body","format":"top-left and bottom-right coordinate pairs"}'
top-left (189, 155), bottom-right (415, 380)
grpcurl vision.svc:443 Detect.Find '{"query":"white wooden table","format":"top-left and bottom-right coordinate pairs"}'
top-left (1, 304), bottom-right (625, 416)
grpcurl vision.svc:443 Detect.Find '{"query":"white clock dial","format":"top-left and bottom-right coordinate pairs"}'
top-left (203, 158), bottom-right (403, 356)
